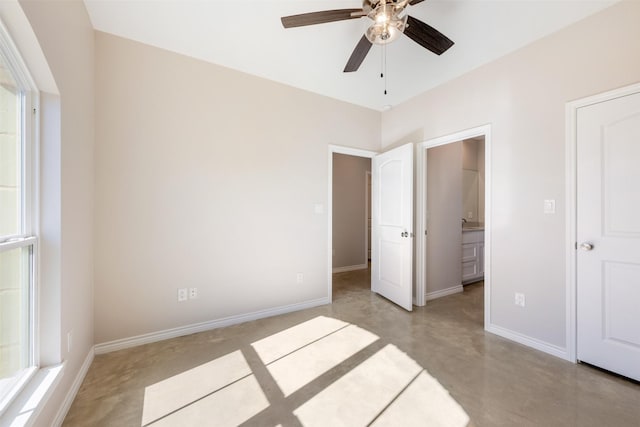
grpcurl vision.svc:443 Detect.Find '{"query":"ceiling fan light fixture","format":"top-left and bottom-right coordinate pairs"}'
top-left (365, 16), bottom-right (406, 45)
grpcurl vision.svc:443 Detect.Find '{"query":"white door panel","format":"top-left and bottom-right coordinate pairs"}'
top-left (577, 91), bottom-right (640, 381)
top-left (372, 143), bottom-right (413, 311)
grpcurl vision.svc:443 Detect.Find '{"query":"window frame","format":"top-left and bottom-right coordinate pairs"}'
top-left (0, 17), bottom-right (40, 416)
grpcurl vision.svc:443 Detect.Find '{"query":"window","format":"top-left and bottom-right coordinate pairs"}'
top-left (0, 21), bottom-right (38, 414)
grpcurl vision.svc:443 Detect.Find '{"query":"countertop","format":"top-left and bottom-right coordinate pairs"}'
top-left (463, 223), bottom-right (485, 231)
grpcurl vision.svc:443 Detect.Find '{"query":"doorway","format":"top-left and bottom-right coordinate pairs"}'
top-left (328, 144), bottom-right (415, 310)
top-left (331, 152), bottom-right (372, 275)
top-left (328, 146), bottom-right (377, 301)
top-left (416, 125), bottom-right (492, 329)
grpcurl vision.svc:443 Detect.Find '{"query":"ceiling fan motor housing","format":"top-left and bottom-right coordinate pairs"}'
top-left (364, 0), bottom-right (409, 45)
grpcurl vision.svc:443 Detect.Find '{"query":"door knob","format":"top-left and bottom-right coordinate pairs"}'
top-left (580, 242), bottom-right (594, 251)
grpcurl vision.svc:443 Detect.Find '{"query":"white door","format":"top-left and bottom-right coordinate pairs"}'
top-left (576, 90), bottom-right (640, 381)
top-left (372, 143), bottom-right (413, 311)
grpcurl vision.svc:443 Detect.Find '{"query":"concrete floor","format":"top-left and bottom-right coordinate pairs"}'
top-left (63, 268), bottom-right (640, 426)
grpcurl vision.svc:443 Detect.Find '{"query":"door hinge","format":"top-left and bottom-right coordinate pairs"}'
top-left (574, 242), bottom-right (577, 250)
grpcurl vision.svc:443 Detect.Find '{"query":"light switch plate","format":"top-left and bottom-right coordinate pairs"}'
top-left (544, 199), bottom-right (556, 214)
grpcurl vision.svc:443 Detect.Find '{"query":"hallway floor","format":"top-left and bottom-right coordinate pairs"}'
top-left (63, 268), bottom-right (640, 426)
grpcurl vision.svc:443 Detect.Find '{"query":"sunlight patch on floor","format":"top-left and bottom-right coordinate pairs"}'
top-left (371, 371), bottom-right (470, 427)
top-left (266, 324), bottom-right (378, 396)
top-left (149, 375), bottom-right (269, 426)
top-left (293, 344), bottom-right (422, 427)
top-left (141, 316), bottom-right (470, 426)
top-left (251, 316), bottom-right (348, 364)
top-left (141, 350), bottom-right (252, 425)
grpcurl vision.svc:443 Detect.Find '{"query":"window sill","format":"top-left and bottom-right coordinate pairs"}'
top-left (0, 363), bottom-right (65, 427)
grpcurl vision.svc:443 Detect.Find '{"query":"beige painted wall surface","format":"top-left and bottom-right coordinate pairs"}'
top-left (18, 0), bottom-right (95, 424)
top-left (426, 142), bottom-right (462, 295)
top-left (382, 0), bottom-right (640, 349)
top-left (94, 32), bottom-right (381, 343)
top-left (332, 153), bottom-right (371, 269)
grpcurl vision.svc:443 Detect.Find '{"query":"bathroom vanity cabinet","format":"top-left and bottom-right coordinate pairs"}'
top-left (462, 229), bottom-right (484, 283)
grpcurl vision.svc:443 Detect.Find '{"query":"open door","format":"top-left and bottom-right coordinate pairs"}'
top-left (371, 143), bottom-right (413, 311)
top-left (576, 90), bottom-right (640, 381)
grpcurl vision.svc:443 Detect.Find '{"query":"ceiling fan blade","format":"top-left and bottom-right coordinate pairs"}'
top-left (344, 35), bottom-right (373, 73)
top-left (403, 15), bottom-right (454, 55)
top-left (409, 0), bottom-right (426, 4)
top-left (281, 9), bottom-right (364, 28)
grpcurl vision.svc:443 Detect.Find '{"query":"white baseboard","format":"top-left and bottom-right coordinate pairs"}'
top-left (486, 324), bottom-right (570, 361)
top-left (95, 297), bottom-right (330, 355)
top-left (425, 285), bottom-right (463, 301)
top-left (53, 347), bottom-right (95, 426)
top-left (332, 263), bottom-right (368, 273)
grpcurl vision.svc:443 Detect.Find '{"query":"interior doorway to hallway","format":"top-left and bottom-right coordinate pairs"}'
top-left (328, 146), bottom-right (377, 301)
top-left (331, 152), bottom-right (372, 295)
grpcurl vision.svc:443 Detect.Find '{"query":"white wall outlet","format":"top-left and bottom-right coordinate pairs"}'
top-left (296, 273), bottom-right (304, 284)
top-left (67, 331), bottom-right (73, 353)
top-left (189, 287), bottom-right (198, 299)
top-left (177, 288), bottom-right (188, 302)
top-left (314, 204), bottom-right (324, 215)
top-left (515, 293), bottom-right (526, 307)
top-left (468, 211), bottom-right (473, 219)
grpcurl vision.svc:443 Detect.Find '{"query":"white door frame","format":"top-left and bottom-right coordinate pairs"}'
top-left (565, 81), bottom-right (640, 363)
top-left (415, 125), bottom-right (492, 327)
top-left (328, 145), bottom-right (377, 301)
top-left (365, 170), bottom-right (372, 263)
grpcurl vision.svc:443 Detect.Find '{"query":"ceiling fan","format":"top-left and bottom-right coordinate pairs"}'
top-left (281, 0), bottom-right (454, 72)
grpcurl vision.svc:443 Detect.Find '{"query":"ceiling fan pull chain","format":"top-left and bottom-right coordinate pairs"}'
top-left (380, 42), bottom-right (384, 79)
top-left (384, 43), bottom-right (388, 95)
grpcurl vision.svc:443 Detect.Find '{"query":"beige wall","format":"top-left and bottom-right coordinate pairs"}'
top-left (383, 0), bottom-right (640, 350)
top-left (94, 32), bottom-right (381, 344)
top-left (426, 142), bottom-right (462, 295)
top-left (461, 139), bottom-right (478, 171)
top-left (17, 0), bottom-right (95, 423)
top-left (332, 153), bottom-right (371, 269)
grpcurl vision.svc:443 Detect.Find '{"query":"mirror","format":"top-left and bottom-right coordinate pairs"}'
top-left (462, 169), bottom-right (478, 221)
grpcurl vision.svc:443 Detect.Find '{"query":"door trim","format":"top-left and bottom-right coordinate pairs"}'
top-left (328, 145), bottom-right (377, 302)
top-left (365, 171), bottom-right (372, 264)
top-left (565, 81), bottom-right (640, 363)
top-left (415, 125), bottom-right (492, 331)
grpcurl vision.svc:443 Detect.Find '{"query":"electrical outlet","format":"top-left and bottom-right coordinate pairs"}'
top-left (296, 273), bottom-right (304, 284)
top-left (189, 287), bottom-right (198, 299)
top-left (67, 331), bottom-right (73, 353)
top-left (177, 288), bottom-right (188, 302)
top-left (515, 293), bottom-right (526, 307)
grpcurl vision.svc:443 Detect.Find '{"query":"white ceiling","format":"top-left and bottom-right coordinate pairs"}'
top-left (84, 0), bottom-right (619, 111)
